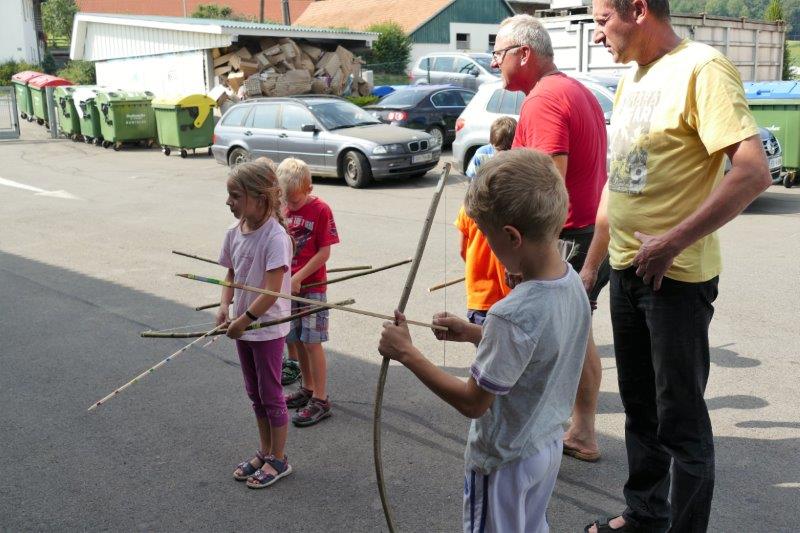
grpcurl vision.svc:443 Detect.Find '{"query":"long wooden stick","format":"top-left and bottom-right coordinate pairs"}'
top-left (88, 323), bottom-right (224, 411)
top-left (174, 250), bottom-right (372, 275)
top-left (142, 299), bottom-right (355, 338)
top-left (172, 250), bottom-right (219, 265)
top-left (374, 163), bottom-right (451, 532)
top-left (176, 273), bottom-right (447, 331)
top-left (195, 301), bottom-right (225, 311)
top-left (428, 276), bottom-right (465, 292)
top-left (327, 265), bottom-right (373, 273)
top-left (301, 258), bottom-right (412, 289)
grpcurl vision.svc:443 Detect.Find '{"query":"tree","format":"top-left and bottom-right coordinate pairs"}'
top-left (42, 0), bottom-right (77, 40)
top-left (365, 22), bottom-right (412, 75)
top-left (765, 0), bottom-right (794, 79)
top-left (191, 4), bottom-right (247, 20)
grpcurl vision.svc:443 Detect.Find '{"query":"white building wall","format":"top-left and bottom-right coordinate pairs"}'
top-left (95, 50), bottom-right (210, 97)
top-left (82, 23), bottom-right (231, 61)
top-left (0, 0), bottom-right (40, 63)
top-left (449, 22), bottom-right (500, 54)
top-left (409, 22), bottom-right (500, 71)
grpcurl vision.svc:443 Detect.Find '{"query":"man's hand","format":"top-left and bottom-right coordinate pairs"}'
top-left (432, 312), bottom-right (482, 345)
top-left (632, 231), bottom-right (679, 290)
top-left (578, 265), bottom-right (599, 294)
top-left (379, 310), bottom-right (416, 364)
top-left (226, 315), bottom-right (249, 339)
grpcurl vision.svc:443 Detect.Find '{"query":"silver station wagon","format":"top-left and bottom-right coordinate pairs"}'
top-left (211, 96), bottom-right (441, 188)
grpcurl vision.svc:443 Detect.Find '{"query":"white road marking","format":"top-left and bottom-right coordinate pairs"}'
top-left (0, 176), bottom-right (79, 200)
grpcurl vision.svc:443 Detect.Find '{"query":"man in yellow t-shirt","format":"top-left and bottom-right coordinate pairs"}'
top-left (585, 1), bottom-right (771, 532)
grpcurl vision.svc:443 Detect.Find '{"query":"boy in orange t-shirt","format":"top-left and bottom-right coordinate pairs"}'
top-left (456, 116), bottom-right (516, 324)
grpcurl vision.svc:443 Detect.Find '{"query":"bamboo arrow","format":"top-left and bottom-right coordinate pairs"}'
top-left (176, 273), bottom-right (447, 331)
top-left (427, 276), bottom-right (465, 293)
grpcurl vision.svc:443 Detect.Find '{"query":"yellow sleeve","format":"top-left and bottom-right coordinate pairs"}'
top-left (690, 57), bottom-right (760, 155)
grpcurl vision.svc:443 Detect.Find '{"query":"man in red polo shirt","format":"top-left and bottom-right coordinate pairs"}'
top-left (492, 14), bottom-right (610, 462)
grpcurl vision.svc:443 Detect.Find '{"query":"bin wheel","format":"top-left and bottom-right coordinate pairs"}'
top-left (70, 134), bottom-right (78, 142)
top-left (94, 138), bottom-right (102, 146)
top-left (102, 141), bottom-right (111, 149)
top-left (84, 136), bottom-right (92, 144)
top-left (207, 147), bottom-right (213, 157)
top-left (784, 172), bottom-right (795, 189)
top-left (163, 147), bottom-right (171, 156)
top-left (146, 139), bottom-right (155, 148)
top-left (113, 143), bottom-right (122, 152)
top-left (20, 112), bottom-right (27, 120)
top-left (180, 149), bottom-right (188, 159)
top-left (27, 116), bottom-right (34, 122)
top-left (36, 118), bottom-right (44, 126)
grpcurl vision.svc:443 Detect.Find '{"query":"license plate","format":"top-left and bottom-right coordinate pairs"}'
top-left (768, 155), bottom-right (782, 169)
top-left (412, 153), bottom-right (432, 164)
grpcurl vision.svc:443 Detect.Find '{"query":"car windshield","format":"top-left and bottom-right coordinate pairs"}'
top-left (376, 90), bottom-right (426, 107)
top-left (472, 56), bottom-right (499, 75)
top-left (303, 99), bottom-right (381, 130)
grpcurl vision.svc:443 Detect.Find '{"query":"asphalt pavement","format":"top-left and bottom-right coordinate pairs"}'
top-left (1, 122), bottom-right (798, 532)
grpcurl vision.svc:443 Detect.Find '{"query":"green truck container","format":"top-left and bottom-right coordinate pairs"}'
top-left (152, 94), bottom-right (216, 157)
top-left (95, 90), bottom-right (157, 150)
top-left (29, 75), bottom-right (73, 127)
top-left (744, 81), bottom-right (798, 188)
top-left (10, 71), bottom-right (42, 121)
top-left (54, 86), bottom-right (81, 140)
top-left (74, 87), bottom-right (104, 145)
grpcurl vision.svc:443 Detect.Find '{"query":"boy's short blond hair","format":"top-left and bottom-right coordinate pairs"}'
top-left (489, 116), bottom-right (517, 151)
top-left (276, 157), bottom-right (312, 193)
top-left (465, 149), bottom-right (567, 242)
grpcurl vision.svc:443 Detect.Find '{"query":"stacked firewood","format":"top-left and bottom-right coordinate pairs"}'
top-left (212, 38), bottom-right (372, 99)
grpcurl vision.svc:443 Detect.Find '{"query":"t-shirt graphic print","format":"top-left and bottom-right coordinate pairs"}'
top-left (608, 89), bottom-right (661, 195)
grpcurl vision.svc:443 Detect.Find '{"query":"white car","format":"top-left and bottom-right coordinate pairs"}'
top-left (451, 75), bottom-right (616, 174)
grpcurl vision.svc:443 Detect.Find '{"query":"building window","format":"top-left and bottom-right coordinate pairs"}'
top-left (489, 34), bottom-right (497, 50)
top-left (456, 33), bottom-right (470, 50)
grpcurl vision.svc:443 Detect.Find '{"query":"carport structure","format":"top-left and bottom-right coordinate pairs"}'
top-left (69, 13), bottom-right (377, 96)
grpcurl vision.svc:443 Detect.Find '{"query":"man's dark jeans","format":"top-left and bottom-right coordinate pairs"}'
top-left (610, 267), bottom-right (719, 532)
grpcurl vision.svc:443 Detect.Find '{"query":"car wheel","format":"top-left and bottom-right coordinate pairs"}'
top-left (463, 146), bottom-right (478, 175)
top-left (341, 150), bottom-right (373, 188)
top-left (228, 147), bottom-right (250, 167)
top-left (784, 172), bottom-right (795, 189)
top-left (427, 126), bottom-right (444, 148)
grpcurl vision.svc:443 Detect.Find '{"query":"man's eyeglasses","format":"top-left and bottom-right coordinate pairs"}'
top-left (491, 44), bottom-right (523, 63)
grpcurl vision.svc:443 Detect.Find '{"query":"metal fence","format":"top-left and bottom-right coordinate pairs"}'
top-left (0, 87), bottom-right (20, 140)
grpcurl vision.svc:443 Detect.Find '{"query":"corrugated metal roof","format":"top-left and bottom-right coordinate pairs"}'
top-left (71, 12), bottom-right (378, 61)
top-left (294, 0), bottom-right (455, 34)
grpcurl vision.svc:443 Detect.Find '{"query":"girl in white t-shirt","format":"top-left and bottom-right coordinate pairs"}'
top-left (216, 159), bottom-right (294, 489)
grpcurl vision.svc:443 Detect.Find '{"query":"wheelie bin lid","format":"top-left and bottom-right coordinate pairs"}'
top-left (152, 94), bottom-right (216, 128)
top-left (744, 81), bottom-right (800, 100)
top-left (54, 85), bottom-right (77, 97)
top-left (28, 75), bottom-right (73, 89)
top-left (11, 71), bottom-right (43, 84)
top-left (95, 90), bottom-right (155, 104)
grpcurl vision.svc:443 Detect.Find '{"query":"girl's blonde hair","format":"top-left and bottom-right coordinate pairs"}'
top-left (228, 157), bottom-right (288, 231)
top-left (276, 157), bottom-right (312, 194)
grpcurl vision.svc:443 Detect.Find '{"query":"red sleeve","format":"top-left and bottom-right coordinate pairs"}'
top-left (314, 203), bottom-right (340, 248)
top-left (513, 93), bottom-right (570, 155)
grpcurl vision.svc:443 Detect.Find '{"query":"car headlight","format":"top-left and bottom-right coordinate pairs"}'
top-left (372, 143), bottom-right (404, 155)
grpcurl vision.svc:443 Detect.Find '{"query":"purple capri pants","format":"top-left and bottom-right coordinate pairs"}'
top-left (235, 337), bottom-right (289, 427)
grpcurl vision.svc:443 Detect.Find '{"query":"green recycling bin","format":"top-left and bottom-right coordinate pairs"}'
top-left (152, 94), bottom-right (216, 157)
top-left (11, 71), bottom-right (42, 121)
top-left (54, 86), bottom-right (81, 140)
top-left (95, 90), bottom-right (157, 151)
top-left (74, 87), bottom-right (104, 145)
top-left (29, 75), bottom-right (73, 127)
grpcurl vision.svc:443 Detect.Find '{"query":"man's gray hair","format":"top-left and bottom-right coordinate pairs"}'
top-left (498, 15), bottom-right (553, 60)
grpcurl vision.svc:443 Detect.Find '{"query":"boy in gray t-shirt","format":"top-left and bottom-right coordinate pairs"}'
top-left (379, 149), bottom-right (590, 533)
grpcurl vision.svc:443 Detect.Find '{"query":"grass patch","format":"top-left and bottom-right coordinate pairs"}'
top-left (789, 41), bottom-right (800, 66)
top-left (372, 73), bottom-right (410, 86)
